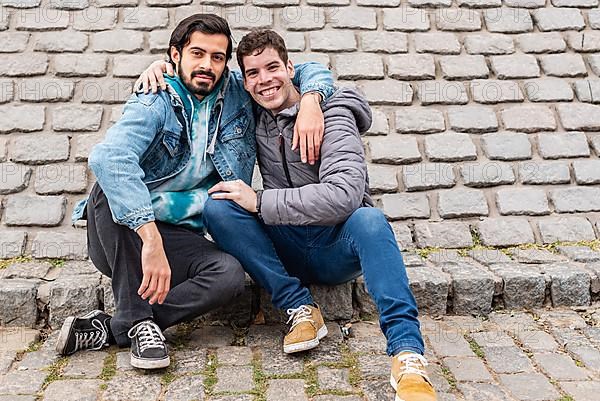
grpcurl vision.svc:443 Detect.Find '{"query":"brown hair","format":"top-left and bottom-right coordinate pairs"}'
top-left (168, 14), bottom-right (233, 67)
top-left (236, 29), bottom-right (289, 75)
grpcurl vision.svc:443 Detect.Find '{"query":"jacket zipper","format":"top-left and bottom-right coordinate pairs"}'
top-left (265, 110), bottom-right (294, 188)
top-left (279, 132), bottom-right (294, 188)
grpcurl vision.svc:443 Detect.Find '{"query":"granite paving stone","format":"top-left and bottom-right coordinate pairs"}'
top-left (0, 369), bottom-right (46, 395)
top-left (515, 330), bottom-right (559, 352)
top-left (358, 354), bottom-right (390, 379)
top-left (43, 379), bottom-right (102, 401)
top-left (559, 381), bottom-right (600, 401)
top-left (487, 263), bottom-right (546, 309)
top-left (214, 365), bottom-right (254, 392)
top-left (317, 367), bottom-right (353, 391)
top-left (499, 372), bottom-right (560, 401)
top-left (510, 248), bottom-right (564, 264)
top-left (541, 264), bottom-right (591, 307)
top-left (456, 382), bottom-right (513, 401)
top-left (533, 352), bottom-right (590, 381)
top-left (102, 375), bottom-right (162, 401)
top-left (216, 346), bottom-right (253, 366)
top-left (482, 346), bottom-right (535, 374)
top-left (478, 218), bottom-right (536, 246)
top-left (443, 357), bottom-right (493, 382)
top-left (163, 376), bottom-right (204, 401)
top-left (557, 246), bottom-right (600, 263)
top-left (518, 160), bottom-right (570, 185)
top-left (62, 350), bottom-right (107, 378)
top-left (266, 379), bottom-right (308, 401)
top-left (260, 348), bottom-right (305, 375)
top-left (172, 349), bottom-right (207, 374)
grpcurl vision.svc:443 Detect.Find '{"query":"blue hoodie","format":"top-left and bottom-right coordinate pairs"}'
top-left (149, 74), bottom-right (223, 232)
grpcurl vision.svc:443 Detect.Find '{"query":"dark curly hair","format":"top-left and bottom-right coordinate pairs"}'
top-left (236, 29), bottom-right (289, 75)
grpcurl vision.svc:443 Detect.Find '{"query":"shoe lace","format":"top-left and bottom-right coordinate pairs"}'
top-left (127, 321), bottom-right (166, 353)
top-left (396, 353), bottom-right (429, 378)
top-left (74, 319), bottom-right (108, 352)
top-left (286, 305), bottom-right (314, 332)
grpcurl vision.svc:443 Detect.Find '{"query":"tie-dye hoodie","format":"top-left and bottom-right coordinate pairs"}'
top-left (149, 74), bottom-right (223, 232)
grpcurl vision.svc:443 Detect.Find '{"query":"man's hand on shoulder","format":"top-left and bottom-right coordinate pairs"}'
top-left (208, 180), bottom-right (258, 213)
top-left (136, 222), bottom-right (171, 305)
top-left (134, 60), bottom-right (175, 94)
top-left (294, 92), bottom-right (324, 166)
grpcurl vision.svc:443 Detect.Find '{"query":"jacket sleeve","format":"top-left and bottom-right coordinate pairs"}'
top-left (259, 106), bottom-right (368, 226)
top-left (292, 62), bottom-right (335, 101)
top-left (88, 94), bottom-right (166, 230)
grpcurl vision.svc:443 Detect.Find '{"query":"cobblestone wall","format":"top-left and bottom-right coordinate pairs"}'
top-left (0, 0), bottom-right (600, 260)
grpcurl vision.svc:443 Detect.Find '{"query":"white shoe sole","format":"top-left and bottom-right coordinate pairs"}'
top-left (390, 375), bottom-right (404, 401)
top-left (283, 324), bottom-right (328, 354)
top-left (130, 354), bottom-right (170, 370)
top-left (55, 316), bottom-right (75, 355)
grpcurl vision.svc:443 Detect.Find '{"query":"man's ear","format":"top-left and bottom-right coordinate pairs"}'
top-left (287, 59), bottom-right (295, 80)
top-left (170, 47), bottom-right (180, 71)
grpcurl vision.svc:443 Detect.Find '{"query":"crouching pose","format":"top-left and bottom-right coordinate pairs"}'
top-left (56, 14), bottom-right (334, 370)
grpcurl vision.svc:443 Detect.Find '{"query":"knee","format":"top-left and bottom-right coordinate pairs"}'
top-left (203, 198), bottom-right (237, 229)
top-left (203, 197), bottom-right (232, 220)
top-left (222, 254), bottom-right (246, 297)
top-left (347, 207), bottom-right (389, 236)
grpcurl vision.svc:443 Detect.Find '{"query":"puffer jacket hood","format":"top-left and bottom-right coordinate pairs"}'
top-left (321, 86), bottom-right (372, 134)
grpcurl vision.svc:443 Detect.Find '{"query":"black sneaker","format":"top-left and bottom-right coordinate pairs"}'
top-left (127, 320), bottom-right (170, 369)
top-left (55, 310), bottom-right (113, 355)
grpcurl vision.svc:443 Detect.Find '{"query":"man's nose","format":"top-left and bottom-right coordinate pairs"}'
top-left (198, 55), bottom-right (212, 71)
top-left (258, 69), bottom-right (270, 83)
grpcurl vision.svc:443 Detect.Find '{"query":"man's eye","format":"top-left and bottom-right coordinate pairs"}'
top-left (213, 55), bottom-right (224, 62)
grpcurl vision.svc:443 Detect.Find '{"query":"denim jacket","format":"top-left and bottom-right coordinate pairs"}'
top-left (72, 63), bottom-right (334, 230)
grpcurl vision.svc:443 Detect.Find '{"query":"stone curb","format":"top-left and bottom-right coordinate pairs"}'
top-left (1, 248), bottom-right (600, 329)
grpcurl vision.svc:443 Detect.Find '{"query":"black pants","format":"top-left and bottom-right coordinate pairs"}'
top-left (86, 184), bottom-right (246, 346)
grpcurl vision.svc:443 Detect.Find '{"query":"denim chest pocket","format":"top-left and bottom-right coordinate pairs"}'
top-left (219, 110), bottom-right (255, 159)
top-left (141, 129), bottom-right (187, 177)
top-left (161, 130), bottom-right (185, 157)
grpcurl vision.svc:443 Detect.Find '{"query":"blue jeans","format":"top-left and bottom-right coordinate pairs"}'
top-left (203, 198), bottom-right (424, 356)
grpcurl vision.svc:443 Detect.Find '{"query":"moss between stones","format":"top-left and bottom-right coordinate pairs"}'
top-left (46, 259), bottom-right (66, 268)
top-left (42, 356), bottom-right (69, 388)
top-left (413, 239), bottom-right (600, 261)
top-left (439, 365), bottom-right (457, 390)
top-left (99, 351), bottom-right (117, 381)
top-left (464, 335), bottom-right (485, 359)
top-left (250, 354), bottom-right (268, 401)
top-left (202, 352), bottom-right (218, 395)
top-left (0, 255), bottom-right (31, 270)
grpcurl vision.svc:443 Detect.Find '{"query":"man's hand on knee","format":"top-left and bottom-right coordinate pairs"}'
top-left (208, 180), bottom-right (258, 213)
top-left (136, 222), bottom-right (171, 305)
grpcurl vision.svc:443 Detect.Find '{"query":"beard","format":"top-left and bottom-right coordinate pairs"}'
top-left (178, 59), bottom-right (217, 97)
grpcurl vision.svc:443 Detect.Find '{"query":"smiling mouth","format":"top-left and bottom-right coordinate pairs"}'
top-left (258, 86), bottom-right (280, 98)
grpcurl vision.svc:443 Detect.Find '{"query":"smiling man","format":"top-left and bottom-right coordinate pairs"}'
top-left (202, 30), bottom-right (437, 401)
top-left (58, 15), bottom-right (334, 370)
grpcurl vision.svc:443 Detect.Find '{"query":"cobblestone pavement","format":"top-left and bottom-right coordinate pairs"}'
top-left (3, 307), bottom-right (600, 401)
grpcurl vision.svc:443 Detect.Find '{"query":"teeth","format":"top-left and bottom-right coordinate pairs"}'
top-left (260, 87), bottom-right (278, 97)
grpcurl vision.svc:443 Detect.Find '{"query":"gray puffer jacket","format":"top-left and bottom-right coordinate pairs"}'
top-left (256, 86), bottom-right (374, 226)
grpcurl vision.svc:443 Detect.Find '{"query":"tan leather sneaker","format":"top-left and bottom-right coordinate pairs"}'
top-left (390, 351), bottom-right (437, 401)
top-left (283, 304), bottom-right (328, 354)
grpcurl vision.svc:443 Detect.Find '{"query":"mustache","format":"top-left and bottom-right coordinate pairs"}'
top-left (191, 70), bottom-right (216, 80)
